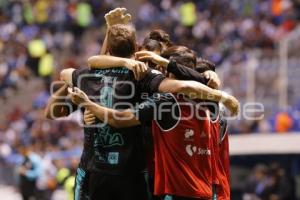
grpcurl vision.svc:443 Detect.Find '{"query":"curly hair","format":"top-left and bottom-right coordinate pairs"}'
top-left (107, 24), bottom-right (137, 58)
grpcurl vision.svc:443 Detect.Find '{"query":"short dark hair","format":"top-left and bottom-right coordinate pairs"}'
top-left (107, 24), bottom-right (137, 58)
top-left (143, 29), bottom-right (173, 51)
top-left (196, 58), bottom-right (216, 73)
top-left (141, 38), bottom-right (163, 53)
top-left (161, 46), bottom-right (197, 69)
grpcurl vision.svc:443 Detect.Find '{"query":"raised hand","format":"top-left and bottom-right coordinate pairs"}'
top-left (105, 7), bottom-right (131, 27)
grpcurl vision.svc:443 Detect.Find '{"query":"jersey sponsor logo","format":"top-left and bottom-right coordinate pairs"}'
top-left (95, 126), bottom-right (124, 148)
top-left (186, 144), bottom-right (197, 156)
top-left (94, 76), bottom-right (125, 162)
top-left (185, 144), bottom-right (211, 156)
top-left (184, 129), bottom-right (194, 141)
top-left (200, 131), bottom-right (207, 138)
top-left (107, 152), bottom-right (119, 164)
top-left (150, 69), bottom-right (162, 75)
top-left (95, 68), bottom-right (129, 75)
top-left (200, 130), bottom-right (211, 139)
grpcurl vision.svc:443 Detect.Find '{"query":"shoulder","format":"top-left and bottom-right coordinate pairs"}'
top-left (60, 68), bottom-right (75, 79)
top-left (60, 67), bottom-right (88, 81)
top-left (155, 93), bottom-right (180, 131)
top-left (61, 67), bottom-right (90, 86)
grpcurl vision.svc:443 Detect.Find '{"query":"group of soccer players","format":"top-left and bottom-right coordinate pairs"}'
top-left (45, 8), bottom-right (239, 200)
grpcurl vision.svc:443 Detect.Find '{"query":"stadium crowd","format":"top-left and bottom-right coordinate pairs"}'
top-left (242, 163), bottom-right (296, 200)
top-left (0, 0), bottom-right (300, 199)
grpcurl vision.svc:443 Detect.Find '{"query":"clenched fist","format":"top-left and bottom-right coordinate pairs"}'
top-left (221, 92), bottom-right (240, 116)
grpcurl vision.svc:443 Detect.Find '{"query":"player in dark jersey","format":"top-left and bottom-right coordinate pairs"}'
top-left (45, 8), bottom-right (135, 200)
top-left (68, 46), bottom-right (239, 199)
top-left (47, 30), bottom-right (163, 200)
top-left (45, 82), bottom-right (92, 200)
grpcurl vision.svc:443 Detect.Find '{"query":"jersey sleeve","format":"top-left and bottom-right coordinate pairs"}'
top-left (133, 93), bottom-right (180, 130)
top-left (137, 69), bottom-right (165, 95)
top-left (72, 68), bottom-right (89, 87)
top-left (167, 60), bottom-right (208, 84)
top-left (219, 112), bottom-right (228, 143)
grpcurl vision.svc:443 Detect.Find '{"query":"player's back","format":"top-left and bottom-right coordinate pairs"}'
top-left (151, 95), bottom-right (213, 199)
top-left (72, 67), bottom-right (164, 176)
top-left (72, 67), bottom-right (144, 175)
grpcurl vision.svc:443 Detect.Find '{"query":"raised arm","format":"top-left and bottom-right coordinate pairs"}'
top-left (44, 68), bottom-right (76, 119)
top-left (166, 60), bottom-right (208, 84)
top-left (158, 79), bottom-right (221, 100)
top-left (167, 61), bottom-right (220, 89)
top-left (87, 55), bottom-right (147, 80)
top-left (100, 32), bottom-right (108, 55)
top-left (158, 79), bottom-right (239, 116)
top-left (68, 88), bottom-right (172, 129)
top-left (44, 83), bottom-right (70, 119)
top-left (88, 55), bottom-right (128, 69)
top-left (136, 50), bottom-right (220, 88)
top-left (67, 87), bottom-right (140, 128)
top-left (100, 8), bottom-right (131, 54)
top-left (84, 101), bottom-right (140, 128)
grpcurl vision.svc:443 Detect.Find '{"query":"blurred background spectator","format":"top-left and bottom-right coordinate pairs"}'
top-left (239, 162), bottom-right (296, 200)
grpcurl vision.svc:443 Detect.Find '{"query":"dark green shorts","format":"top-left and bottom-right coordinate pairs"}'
top-left (74, 167), bottom-right (90, 200)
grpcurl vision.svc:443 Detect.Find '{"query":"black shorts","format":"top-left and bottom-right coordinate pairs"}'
top-left (74, 167), bottom-right (90, 200)
top-left (88, 171), bottom-right (149, 200)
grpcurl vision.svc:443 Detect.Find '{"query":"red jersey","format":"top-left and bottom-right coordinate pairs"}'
top-left (209, 113), bottom-right (221, 186)
top-left (210, 110), bottom-right (230, 200)
top-left (217, 124), bottom-right (230, 200)
top-left (151, 97), bottom-right (213, 199)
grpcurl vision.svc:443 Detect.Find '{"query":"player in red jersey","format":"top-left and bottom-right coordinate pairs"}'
top-left (150, 95), bottom-right (213, 199)
top-left (216, 110), bottom-right (230, 200)
top-left (67, 46), bottom-right (238, 199)
top-left (196, 60), bottom-right (231, 200)
top-left (209, 106), bottom-right (230, 200)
